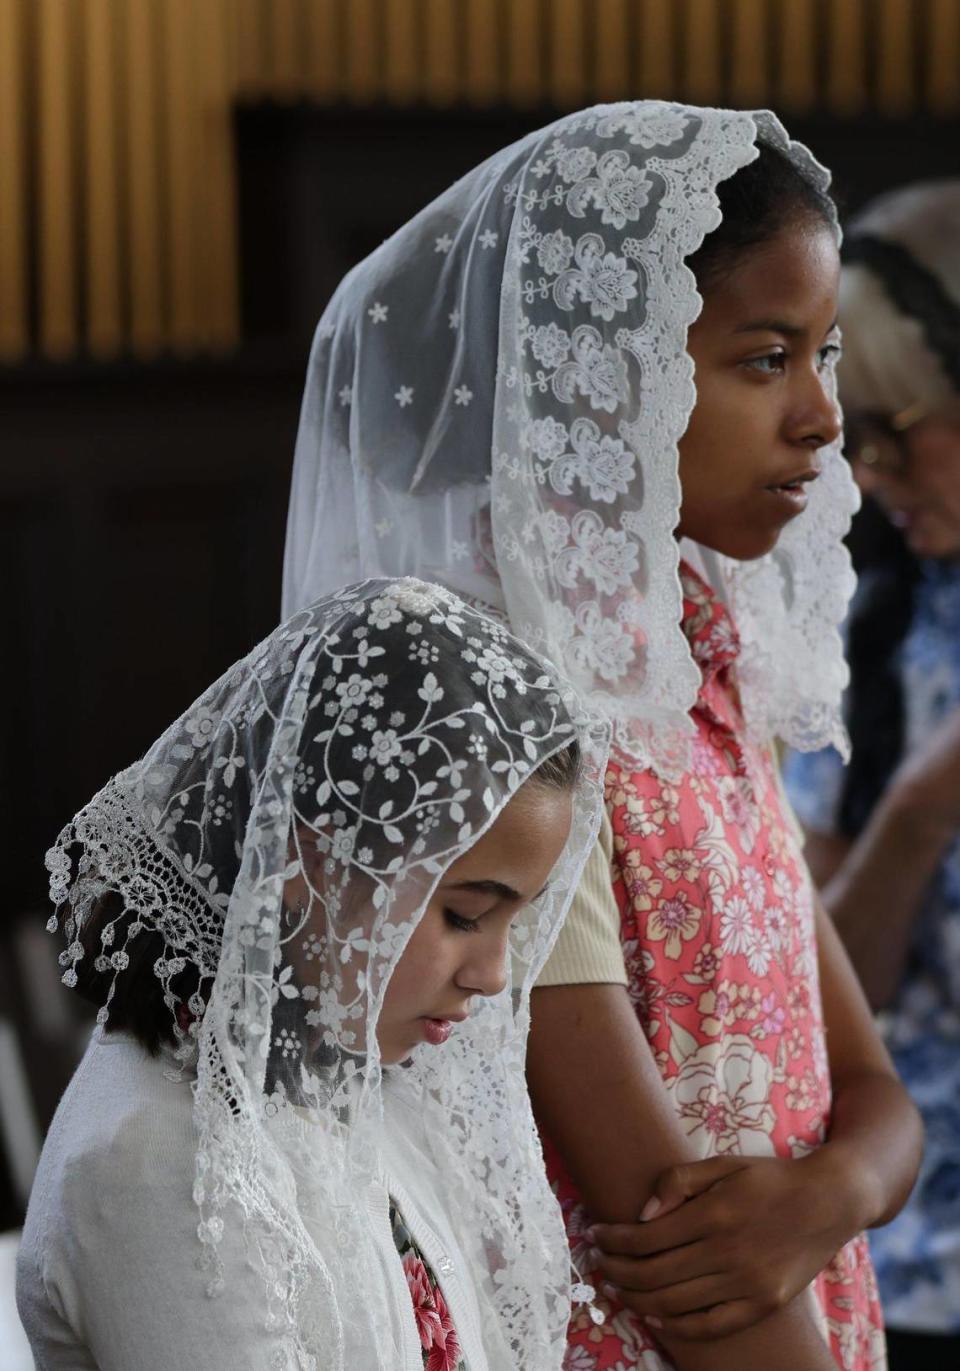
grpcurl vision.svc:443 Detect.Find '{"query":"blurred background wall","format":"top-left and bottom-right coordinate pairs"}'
top-left (4, 0), bottom-right (960, 368)
top-left (2, 0), bottom-right (960, 1248)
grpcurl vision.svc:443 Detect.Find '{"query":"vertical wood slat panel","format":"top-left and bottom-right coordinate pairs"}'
top-left (594, 0), bottom-right (629, 99)
top-left (196, 0), bottom-right (239, 349)
top-left (928, 0), bottom-right (960, 113)
top-left (549, 0), bottom-right (586, 109)
top-left (384, 0), bottom-right (419, 104)
top-left (268, 0), bottom-right (303, 96)
top-left (125, 0), bottom-right (164, 355)
top-left (304, 0), bottom-right (340, 100)
top-left (345, 0), bottom-right (380, 103)
top-left (683, 0), bottom-right (721, 104)
top-left (163, 0), bottom-right (199, 351)
top-left (8, 0), bottom-right (960, 364)
top-left (464, 0), bottom-right (499, 105)
top-left (506, 0), bottom-right (542, 107)
top-left (424, 0), bottom-right (459, 105)
top-left (777, 0), bottom-right (817, 111)
top-left (37, 0), bottom-right (78, 357)
top-left (0, 0), bottom-right (27, 359)
top-left (84, 0), bottom-right (122, 356)
top-left (729, 0), bottom-right (768, 106)
top-left (639, 0), bottom-right (675, 99)
top-left (877, 0), bottom-right (914, 114)
top-left (827, 0), bottom-right (866, 115)
top-left (233, 0), bottom-right (266, 97)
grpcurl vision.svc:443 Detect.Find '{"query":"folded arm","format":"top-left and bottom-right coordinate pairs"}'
top-left (577, 898), bottom-right (922, 1343)
top-left (528, 982), bottom-right (837, 1370)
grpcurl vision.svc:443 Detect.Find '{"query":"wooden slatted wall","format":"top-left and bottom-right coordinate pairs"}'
top-left (2, 0), bottom-right (957, 363)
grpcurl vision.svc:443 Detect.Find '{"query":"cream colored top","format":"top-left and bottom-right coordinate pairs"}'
top-left (537, 808), bottom-right (627, 987)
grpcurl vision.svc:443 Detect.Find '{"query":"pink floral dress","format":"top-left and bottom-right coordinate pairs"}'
top-left (391, 1202), bottom-right (465, 1371)
top-left (544, 565), bottom-right (886, 1371)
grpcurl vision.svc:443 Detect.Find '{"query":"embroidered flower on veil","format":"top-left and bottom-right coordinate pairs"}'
top-left (554, 234), bottom-right (639, 321)
top-left (567, 149), bottom-right (652, 229)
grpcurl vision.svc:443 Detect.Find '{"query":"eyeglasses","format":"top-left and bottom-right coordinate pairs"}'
top-left (843, 402), bottom-right (929, 477)
top-left (845, 400), bottom-right (960, 477)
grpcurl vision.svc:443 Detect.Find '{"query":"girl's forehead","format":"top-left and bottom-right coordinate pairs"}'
top-left (698, 223), bottom-right (840, 329)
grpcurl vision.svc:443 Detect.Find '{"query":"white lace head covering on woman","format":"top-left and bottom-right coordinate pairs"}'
top-left (46, 577), bottom-right (608, 1369)
top-left (283, 101), bottom-right (858, 776)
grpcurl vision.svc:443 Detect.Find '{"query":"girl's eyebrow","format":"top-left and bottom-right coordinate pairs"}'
top-left (733, 318), bottom-right (804, 337)
top-left (444, 878), bottom-right (550, 902)
top-left (733, 315), bottom-right (839, 338)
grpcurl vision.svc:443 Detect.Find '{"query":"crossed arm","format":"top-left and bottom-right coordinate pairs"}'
top-left (528, 901), bottom-right (921, 1368)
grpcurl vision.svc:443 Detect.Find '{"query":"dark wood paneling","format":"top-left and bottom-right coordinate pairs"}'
top-left (1, 360), bottom-right (305, 912)
top-left (235, 104), bottom-right (960, 348)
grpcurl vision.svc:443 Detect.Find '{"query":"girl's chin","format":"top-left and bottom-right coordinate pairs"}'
top-left (685, 526), bottom-right (785, 563)
top-left (377, 1024), bottom-right (429, 1066)
top-left (377, 1041), bottom-right (409, 1066)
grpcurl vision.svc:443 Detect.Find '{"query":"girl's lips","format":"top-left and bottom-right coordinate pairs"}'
top-left (764, 484), bottom-right (810, 516)
top-left (423, 1018), bottom-right (452, 1046)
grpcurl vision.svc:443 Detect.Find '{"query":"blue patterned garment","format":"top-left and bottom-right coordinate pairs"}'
top-left (785, 558), bottom-right (960, 1335)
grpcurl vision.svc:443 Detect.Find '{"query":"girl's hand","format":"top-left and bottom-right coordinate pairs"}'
top-left (587, 1149), bottom-right (857, 1341)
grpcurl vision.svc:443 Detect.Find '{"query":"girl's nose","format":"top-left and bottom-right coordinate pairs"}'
top-left (458, 937), bottom-right (509, 999)
top-left (792, 372), bottom-right (843, 449)
top-left (819, 391), bottom-right (844, 448)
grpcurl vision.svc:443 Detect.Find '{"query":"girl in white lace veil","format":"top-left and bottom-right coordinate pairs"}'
top-left (33, 577), bottom-right (608, 1370)
top-left (283, 100), bottom-right (859, 777)
top-left (278, 104), bottom-right (929, 1371)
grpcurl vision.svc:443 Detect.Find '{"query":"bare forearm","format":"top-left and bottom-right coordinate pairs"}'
top-left (658, 1299), bottom-right (836, 1371)
top-left (813, 900), bottom-right (923, 1233)
top-left (528, 983), bottom-right (693, 1221)
top-left (818, 1071), bottom-right (923, 1231)
top-left (822, 789), bottom-right (950, 1008)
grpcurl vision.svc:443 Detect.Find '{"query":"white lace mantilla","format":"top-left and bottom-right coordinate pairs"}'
top-left (47, 578), bottom-right (609, 1369)
top-left (283, 101), bottom-right (858, 778)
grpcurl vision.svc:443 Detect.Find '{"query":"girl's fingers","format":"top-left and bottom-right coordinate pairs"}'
top-left (590, 1204), bottom-right (714, 1258)
top-left (646, 1157), bottom-right (749, 1219)
top-left (610, 1273), bottom-right (735, 1320)
top-left (592, 1244), bottom-right (721, 1293)
top-left (650, 1298), bottom-right (766, 1342)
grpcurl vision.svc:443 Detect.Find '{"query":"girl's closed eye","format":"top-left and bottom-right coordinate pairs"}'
top-left (444, 908), bottom-right (482, 933)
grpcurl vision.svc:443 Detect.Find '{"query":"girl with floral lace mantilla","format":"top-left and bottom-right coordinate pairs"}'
top-left (283, 103), bottom-right (924, 1371)
top-left (17, 578), bottom-right (608, 1371)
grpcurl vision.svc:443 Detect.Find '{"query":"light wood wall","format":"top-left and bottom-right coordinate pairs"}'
top-left (2, 0), bottom-right (958, 363)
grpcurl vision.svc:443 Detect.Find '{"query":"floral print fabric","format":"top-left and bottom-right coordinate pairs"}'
top-left (391, 1202), bottom-right (465, 1371)
top-left (545, 565), bottom-right (885, 1370)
